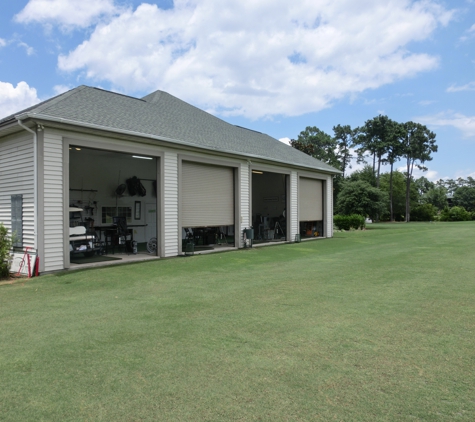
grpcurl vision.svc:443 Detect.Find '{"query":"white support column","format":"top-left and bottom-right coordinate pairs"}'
top-left (239, 161), bottom-right (250, 247)
top-left (162, 152), bottom-right (179, 257)
top-left (42, 130), bottom-right (64, 271)
top-left (326, 175), bottom-right (334, 238)
top-left (289, 171), bottom-right (298, 241)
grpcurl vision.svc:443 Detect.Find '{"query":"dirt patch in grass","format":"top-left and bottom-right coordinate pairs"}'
top-left (0, 274), bottom-right (29, 286)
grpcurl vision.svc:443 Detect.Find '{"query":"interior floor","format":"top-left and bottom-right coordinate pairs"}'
top-left (69, 250), bottom-right (159, 270)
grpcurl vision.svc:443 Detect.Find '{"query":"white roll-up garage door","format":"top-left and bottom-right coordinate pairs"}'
top-left (299, 177), bottom-right (323, 221)
top-left (182, 161), bottom-right (234, 227)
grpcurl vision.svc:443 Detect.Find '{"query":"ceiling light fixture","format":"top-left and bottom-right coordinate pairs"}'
top-left (252, 170), bottom-right (263, 174)
top-left (132, 155), bottom-right (153, 160)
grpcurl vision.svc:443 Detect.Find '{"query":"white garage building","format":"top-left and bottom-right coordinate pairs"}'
top-left (0, 86), bottom-right (340, 273)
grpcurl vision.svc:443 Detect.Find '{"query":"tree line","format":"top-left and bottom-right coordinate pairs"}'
top-left (290, 115), bottom-right (474, 222)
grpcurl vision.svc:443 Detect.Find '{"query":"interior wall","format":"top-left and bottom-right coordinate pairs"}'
top-left (252, 172), bottom-right (286, 221)
top-left (69, 148), bottom-right (157, 243)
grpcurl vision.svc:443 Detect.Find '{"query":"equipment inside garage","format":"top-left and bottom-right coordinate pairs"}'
top-left (252, 170), bottom-right (287, 244)
top-left (181, 161), bottom-right (235, 253)
top-left (68, 146), bottom-right (158, 262)
top-left (299, 177), bottom-right (324, 238)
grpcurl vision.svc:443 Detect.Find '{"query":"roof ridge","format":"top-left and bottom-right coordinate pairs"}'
top-left (141, 89), bottom-right (163, 103)
top-left (143, 89), bottom-right (264, 137)
top-left (0, 86), bottom-right (88, 125)
top-left (19, 85), bottom-right (87, 118)
top-left (93, 87), bottom-right (146, 102)
top-left (234, 125), bottom-right (262, 134)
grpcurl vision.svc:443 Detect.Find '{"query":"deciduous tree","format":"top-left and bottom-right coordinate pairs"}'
top-left (422, 187), bottom-right (448, 211)
top-left (414, 176), bottom-right (435, 197)
top-left (452, 186), bottom-right (475, 212)
top-left (347, 164), bottom-right (377, 187)
top-left (336, 180), bottom-right (387, 220)
top-left (290, 126), bottom-right (340, 168)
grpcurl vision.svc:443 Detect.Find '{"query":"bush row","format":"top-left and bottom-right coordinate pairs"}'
top-left (439, 206), bottom-right (474, 222)
top-left (333, 214), bottom-right (366, 230)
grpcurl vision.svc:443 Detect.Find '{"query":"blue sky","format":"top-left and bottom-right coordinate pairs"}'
top-left (1, 0), bottom-right (474, 181)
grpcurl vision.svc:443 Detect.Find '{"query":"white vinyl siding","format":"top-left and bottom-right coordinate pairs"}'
top-left (181, 161), bottom-right (234, 228)
top-left (42, 131), bottom-right (64, 271)
top-left (299, 177), bottom-right (323, 221)
top-left (239, 162), bottom-right (250, 247)
top-left (290, 171), bottom-right (298, 241)
top-left (0, 134), bottom-right (35, 248)
top-left (326, 175), bottom-right (333, 237)
top-left (163, 152), bottom-right (178, 257)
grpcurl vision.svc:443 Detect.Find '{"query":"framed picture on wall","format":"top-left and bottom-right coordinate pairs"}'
top-left (134, 201), bottom-right (141, 220)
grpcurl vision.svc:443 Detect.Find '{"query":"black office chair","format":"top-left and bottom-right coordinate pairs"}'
top-left (113, 216), bottom-right (130, 254)
top-left (104, 228), bottom-right (116, 254)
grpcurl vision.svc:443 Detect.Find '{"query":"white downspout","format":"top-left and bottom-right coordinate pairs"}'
top-left (17, 119), bottom-right (38, 251)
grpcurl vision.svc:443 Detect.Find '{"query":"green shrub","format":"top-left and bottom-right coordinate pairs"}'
top-left (439, 206), bottom-right (472, 222)
top-left (336, 180), bottom-right (387, 220)
top-left (411, 203), bottom-right (437, 221)
top-left (0, 223), bottom-right (12, 278)
top-left (334, 214), bottom-right (366, 230)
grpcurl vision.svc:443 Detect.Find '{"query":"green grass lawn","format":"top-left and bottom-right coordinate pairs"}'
top-left (1, 222), bottom-right (475, 421)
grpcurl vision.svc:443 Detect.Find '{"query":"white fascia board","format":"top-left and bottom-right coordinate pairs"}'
top-left (20, 112), bottom-right (342, 176)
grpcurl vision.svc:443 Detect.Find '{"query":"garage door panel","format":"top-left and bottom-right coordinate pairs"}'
top-left (299, 177), bottom-right (323, 221)
top-left (182, 161), bottom-right (234, 227)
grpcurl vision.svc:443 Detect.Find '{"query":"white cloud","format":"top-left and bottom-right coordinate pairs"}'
top-left (56, 0), bottom-right (453, 119)
top-left (416, 111), bottom-right (475, 139)
top-left (0, 81), bottom-right (41, 119)
top-left (279, 137), bottom-right (291, 146)
top-left (18, 42), bottom-right (35, 56)
top-left (447, 81), bottom-right (475, 92)
top-left (424, 170), bottom-right (439, 182)
top-left (0, 38), bottom-right (35, 55)
top-left (14, 0), bottom-right (119, 29)
top-left (345, 158), bottom-right (366, 176)
top-left (53, 84), bottom-right (72, 95)
top-left (453, 170), bottom-right (475, 180)
top-left (397, 166), bottom-right (439, 181)
top-left (460, 23), bottom-right (475, 41)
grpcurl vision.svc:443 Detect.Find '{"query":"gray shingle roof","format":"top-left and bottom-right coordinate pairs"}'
top-left (1, 85), bottom-right (340, 174)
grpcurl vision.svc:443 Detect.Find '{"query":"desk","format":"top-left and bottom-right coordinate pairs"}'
top-left (93, 224), bottom-right (147, 237)
top-left (95, 225), bottom-right (117, 242)
top-left (94, 226), bottom-right (132, 254)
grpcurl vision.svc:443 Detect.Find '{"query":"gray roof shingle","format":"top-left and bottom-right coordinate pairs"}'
top-left (1, 85), bottom-right (340, 174)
